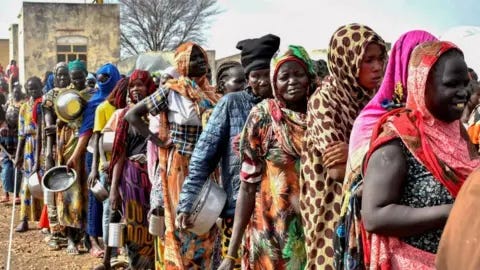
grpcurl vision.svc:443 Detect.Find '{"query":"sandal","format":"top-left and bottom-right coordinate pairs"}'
top-left (15, 221), bottom-right (28, 232)
top-left (66, 242), bottom-right (80, 256)
top-left (47, 237), bottom-right (61, 251)
top-left (0, 197), bottom-right (10, 203)
top-left (89, 247), bottom-right (105, 258)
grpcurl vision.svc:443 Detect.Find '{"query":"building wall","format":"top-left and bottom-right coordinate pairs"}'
top-left (0, 39), bottom-right (9, 70)
top-left (19, 2), bottom-right (120, 84)
top-left (8, 24), bottom-right (18, 66)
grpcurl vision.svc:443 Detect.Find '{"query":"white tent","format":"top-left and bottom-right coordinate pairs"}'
top-left (440, 26), bottom-right (480, 74)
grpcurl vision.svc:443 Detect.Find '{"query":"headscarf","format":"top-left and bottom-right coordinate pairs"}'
top-left (129, 69), bottom-right (157, 100)
top-left (78, 63), bottom-right (120, 136)
top-left (327, 23), bottom-right (386, 101)
top-left (165, 42), bottom-right (220, 114)
top-left (365, 41), bottom-right (480, 197)
top-left (68, 60), bottom-right (87, 75)
top-left (53, 62), bottom-right (68, 88)
top-left (45, 73), bottom-right (55, 93)
top-left (107, 77), bottom-right (129, 109)
top-left (347, 30), bottom-right (438, 182)
top-left (241, 45), bottom-right (315, 159)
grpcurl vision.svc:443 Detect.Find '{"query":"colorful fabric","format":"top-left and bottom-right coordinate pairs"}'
top-left (360, 41), bottom-right (479, 270)
top-left (300, 23), bottom-right (386, 270)
top-left (348, 31), bottom-right (438, 183)
top-left (79, 63), bottom-right (120, 136)
top-left (121, 159), bottom-right (154, 269)
top-left (86, 151), bottom-right (103, 237)
top-left (159, 149), bottom-right (217, 270)
top-left (1, 159), bottom-right (21, 194)
top-left (236, 47), bottom-right (314, 269)
top-left (18, 99), bottom-right (43, 221)
top-left (167, 42), bottom-right (220, 116)
top-left (44, 73), bottom-right (54, 93)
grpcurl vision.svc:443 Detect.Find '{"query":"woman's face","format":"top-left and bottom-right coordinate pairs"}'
top-left (70, 70), bottom-right (86, 91)
top-left (56, 67), bottom-right (70, 88)
top-left (26, 80), bottom-right (43, 99)
top-left (275, 61), bottom-right (309, 104)
top-left (222, 66), bottom-right (246, 94)
top-left (426, 52), bottom-right (470, 123)
top-left (188, 46), bottom-right (208, 77)
top-left (248, 69), bottom-right (272, 99)
top-left (358, 42), bottom-right (385, 91)
top-left (129, 79), bottom-right (148, 104)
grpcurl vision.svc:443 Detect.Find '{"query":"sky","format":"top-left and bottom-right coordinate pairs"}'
top-left (1, 0), bottom-right (480, 59)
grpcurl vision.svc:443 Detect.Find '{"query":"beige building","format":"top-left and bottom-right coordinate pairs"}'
top-left (12, 2), bottom-right (120, 84)
top-left (0, 39), bottom-right (9, 70)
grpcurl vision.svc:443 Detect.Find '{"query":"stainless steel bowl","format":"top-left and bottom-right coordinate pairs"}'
top-left (42, 166), bottom-right (77, 193)
top-left (89, 179), bottom-right (109, 202)
top-left (27, 172), bottom-right (44, 199)
top-left (54, 90), bottom-right (86, 123)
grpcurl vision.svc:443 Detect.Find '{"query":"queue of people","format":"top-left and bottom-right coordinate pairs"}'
top-left (1, 23), bottom-right (480, 270)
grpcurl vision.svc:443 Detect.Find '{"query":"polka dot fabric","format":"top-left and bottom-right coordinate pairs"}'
top-left (300, 23), bottom-right (386, 269)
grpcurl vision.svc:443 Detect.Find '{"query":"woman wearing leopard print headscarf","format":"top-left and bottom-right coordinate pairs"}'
top-left (300, 23), bottom-right (387, 269)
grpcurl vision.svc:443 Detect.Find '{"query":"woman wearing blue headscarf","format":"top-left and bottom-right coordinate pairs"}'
top-left (67, 63), bottom-right (120, 258)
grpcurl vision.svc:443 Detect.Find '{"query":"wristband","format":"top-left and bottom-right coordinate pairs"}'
top-left (224, 254), bottom-right (238, 261)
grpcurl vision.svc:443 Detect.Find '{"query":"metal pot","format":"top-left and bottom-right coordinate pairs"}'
top-left (42, 166), bottom-right (77, 193)
top-left (102, 131), bottom-right (115, 152)
top-left (149, 208), bottom-right (165, 236)
top-left (89, 179), bottom-right (109, 202)
top-left (27, 172), bottom-right (43, 199)
top-left (53, 89), bottom-right (86, 123)
top-left (188, 179), bottom-right (227, 235)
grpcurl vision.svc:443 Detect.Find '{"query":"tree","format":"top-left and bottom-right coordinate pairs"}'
top-left (120, 0), bottom-right (220, 57)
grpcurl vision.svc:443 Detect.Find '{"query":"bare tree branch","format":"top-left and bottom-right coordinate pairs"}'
top-left (119, 0), bottom-right (221, 58)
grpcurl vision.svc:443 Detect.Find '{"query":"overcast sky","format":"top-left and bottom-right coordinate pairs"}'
top-left (1, 0), bottom-right (479, 58)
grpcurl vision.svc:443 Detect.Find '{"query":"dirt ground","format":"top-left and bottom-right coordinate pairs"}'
top-left (0, 200), bottom-right (101, 270)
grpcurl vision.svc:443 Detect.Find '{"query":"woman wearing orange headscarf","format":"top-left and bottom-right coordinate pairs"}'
top-left (126, 42), bottom-right (220, 269)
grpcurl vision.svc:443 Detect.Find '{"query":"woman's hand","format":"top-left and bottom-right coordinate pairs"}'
top-left (87, 171), bottom-right (98, 187)
top-left (175, 212), bottom-right (193, 230)
top-left (66, 154), bottom-right (78, 171)
top-left (323, 141), bottom-right (348, 168)
top-left (109, 187), bottom-right (121, 210)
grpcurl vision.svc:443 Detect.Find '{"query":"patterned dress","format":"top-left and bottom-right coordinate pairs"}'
top-left (300, 24), bottom-right (386, 269)
top-left (239, 100), bottom-right (306, 270)
top-left (18, 99), bottom-right (43, 221)
top-left (43, 86), bottom-right (94, 229)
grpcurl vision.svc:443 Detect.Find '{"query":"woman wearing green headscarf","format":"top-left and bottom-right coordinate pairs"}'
top-left (219, 45), bottom-right (316, 270)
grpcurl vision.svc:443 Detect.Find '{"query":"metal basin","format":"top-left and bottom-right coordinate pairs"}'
top-left (89, 179), bottom-right (109, 202)
top-left (42, 166), bottom-right (77, 193)
top-left (54, 90), bottom-right (86, 123)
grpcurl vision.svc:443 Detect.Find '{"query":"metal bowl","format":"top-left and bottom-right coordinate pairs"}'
top-left (27, 172), bottom-right (44, 199)
top-left (42, 166), bottom-right (77, 193)
top-left (188, 179), bottom-right (226, 235)
top-left (89, 179), bottom-right (109, 202)
top-left (54, 90), bottom-right (86, 123)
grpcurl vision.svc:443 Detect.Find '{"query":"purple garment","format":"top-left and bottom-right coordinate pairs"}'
top-left (120, 159), bottom-right (154, 269)
top-left (349, 30), bottom-right (438, 155)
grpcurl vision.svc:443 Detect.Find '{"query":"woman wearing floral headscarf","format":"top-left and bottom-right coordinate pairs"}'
top-left (300, 23), bottom-right (387, 269)
top-left (362, 41), bottom-right (479, 269)
top-left (126, 42), bottom-right (220, 269)
top-left (218, 45), bottom-right (316, 270)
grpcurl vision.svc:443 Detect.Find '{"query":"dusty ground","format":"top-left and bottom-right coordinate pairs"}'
top-left (0, 200), bottom-right (102, 270)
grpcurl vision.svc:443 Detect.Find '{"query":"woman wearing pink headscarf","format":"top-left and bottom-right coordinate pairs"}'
top-left (346, 30), bottom-right (438, 188)
top-left (334, 30), bottom-right (438, 269)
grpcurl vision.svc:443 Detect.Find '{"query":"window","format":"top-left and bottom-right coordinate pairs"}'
top-left (57, 44), bottom-right (88, 64)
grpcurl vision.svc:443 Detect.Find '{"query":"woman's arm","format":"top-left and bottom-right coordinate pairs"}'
top-left (361, 141), bottom-right (452, 237)
top-left (98, 135), bottom-right (109, 173)
top-left (66, 134), bottom-right (90, 170)
top-left (225, 181), bottom-right (257, 257)
top-left (109, 151), bottom-right (125, 210)
top-left (87, 132), bottom-right (100, 186)
top-left (33, 115), bottom-right (42, 173)
top-left (125, 102), bottom-right (167, 147)
top-left (43, 107), bottom-right (55, 170)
